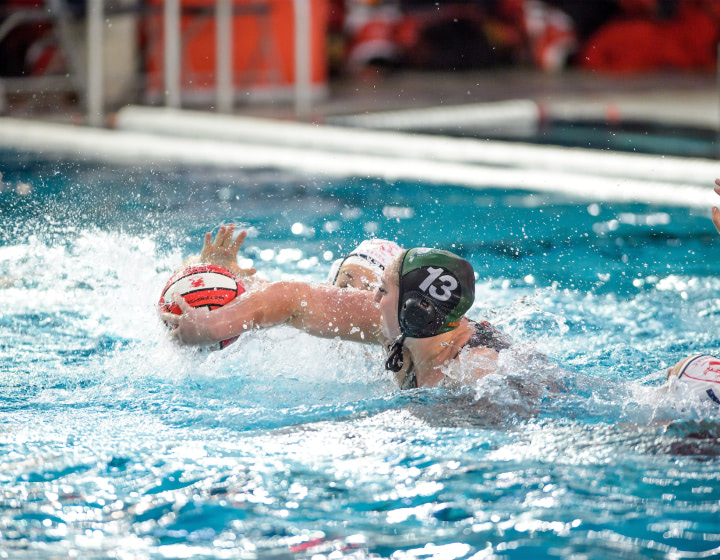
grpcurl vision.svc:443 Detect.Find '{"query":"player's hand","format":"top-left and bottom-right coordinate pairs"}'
top-left (160, 293), bottom-right (213, 346)
top-left (200, 223), bottom-right (257, 277)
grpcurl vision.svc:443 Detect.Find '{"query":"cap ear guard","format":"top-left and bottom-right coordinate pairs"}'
top-left (399, 292), bottom-right (447, 339)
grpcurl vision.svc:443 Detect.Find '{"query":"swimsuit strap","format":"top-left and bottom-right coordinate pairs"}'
top-left (463, 321), bottom-right (511, 353)
top-left (400, 365), bottom-right (417, 390)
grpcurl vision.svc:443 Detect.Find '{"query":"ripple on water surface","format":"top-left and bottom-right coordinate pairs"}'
top-left (1, 156), bottom-right (719, 558)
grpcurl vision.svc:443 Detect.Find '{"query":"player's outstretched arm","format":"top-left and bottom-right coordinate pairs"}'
top-left (161, 281), bottom-right (382, 347)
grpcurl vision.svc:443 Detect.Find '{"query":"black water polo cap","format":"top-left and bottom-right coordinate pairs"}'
top-left (397, 248), bottom-right (475, 339)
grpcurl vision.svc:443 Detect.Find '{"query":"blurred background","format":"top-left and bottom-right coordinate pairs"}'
top-left (1, 0), bottom-right (719, 137)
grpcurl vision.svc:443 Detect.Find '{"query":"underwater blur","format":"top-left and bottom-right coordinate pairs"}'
top-left (1, 149), bottom-right (719, 559)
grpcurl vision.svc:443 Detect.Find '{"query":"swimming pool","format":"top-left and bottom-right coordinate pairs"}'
top-left (417, 119), bottom-right (719, 159)
top-left (1, 146), bottom-right (719, 559)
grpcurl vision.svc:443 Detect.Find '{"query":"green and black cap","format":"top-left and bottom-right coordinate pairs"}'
top-left (397, 248), bottom-right (475, 338)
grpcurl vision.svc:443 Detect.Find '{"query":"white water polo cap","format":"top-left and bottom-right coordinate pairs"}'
top-left (673, 354), bottom-right (720, 405)
top-left (327, 239), bottom-right (404, 285)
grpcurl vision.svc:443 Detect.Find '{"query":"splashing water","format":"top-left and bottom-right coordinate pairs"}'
top-left (1, 152), bottom-right (719, 559)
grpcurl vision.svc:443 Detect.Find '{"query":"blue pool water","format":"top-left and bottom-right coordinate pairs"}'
top-left (1, 150), bottom-right (720, 559)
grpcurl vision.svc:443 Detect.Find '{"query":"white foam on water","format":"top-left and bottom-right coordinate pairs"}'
top-left (0, 229), bottom-right (394, 416)
top-left (3, 219), bottom-right (717, 432)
